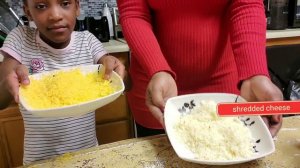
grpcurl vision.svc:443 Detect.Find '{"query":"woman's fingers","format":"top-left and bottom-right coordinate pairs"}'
top-left (262, 115), bottom-right (283, 137)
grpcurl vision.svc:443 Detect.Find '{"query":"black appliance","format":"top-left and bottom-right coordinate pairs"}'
top-left (75, 16), bottom-right (110, 42)
top-left (0, 29), bottom-right (6, 48)
top-left (0, 0), bottom-right (22, 32)
top-left (0, 0), bottom-right (23, 47)
top-left (288, 0), bottom-right (300, 27)
top-left (264, 0), bottom-right (289, 30)
top-left (112, 7), bottom-right (123, 39)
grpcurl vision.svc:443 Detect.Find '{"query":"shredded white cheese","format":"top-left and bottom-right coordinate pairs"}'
top-left (174, 100), bottom-right (254, 161)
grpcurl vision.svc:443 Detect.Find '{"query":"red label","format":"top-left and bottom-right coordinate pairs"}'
top-left (217, 101), bottom-right (300, 116)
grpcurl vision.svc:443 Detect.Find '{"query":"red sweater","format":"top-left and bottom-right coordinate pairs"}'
top-left (118, 0), bottom-right (269, 129)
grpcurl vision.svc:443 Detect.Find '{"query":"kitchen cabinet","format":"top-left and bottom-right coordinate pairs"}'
top-left (0, 104), bottom-right (23, 168)
top-left (266, 29), bottom-right (300, 46)
top-left (0, 51), bottom-right (134, 168)
top-left (95, 51), bottom-right (134, 144)
top-left (267, 36), bottom-right (300, 46)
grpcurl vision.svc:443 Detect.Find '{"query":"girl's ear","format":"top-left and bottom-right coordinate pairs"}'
top-left (75, 0), bottom-right (80, 17)
top-left (23, 5), bottom-right (32, 21)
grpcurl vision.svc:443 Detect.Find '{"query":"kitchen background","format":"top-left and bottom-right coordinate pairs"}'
top-left (5, 0), bottom-right (117, 17)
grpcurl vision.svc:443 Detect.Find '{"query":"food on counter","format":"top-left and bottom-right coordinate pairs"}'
top-left (20, 68), bottom-right (115, 109)
top-left (174, 100), bottom-right (254, 161)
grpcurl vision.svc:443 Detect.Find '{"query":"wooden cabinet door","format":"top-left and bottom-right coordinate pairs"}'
top-left (0, 106), bottom-right (24, 168)
top-left (95, 95), bottom-right (130, 122)
top-left (95, 51), bottom-right (134, 144)
top-left (0, 136), bottom-right (9, 168)
top-left (96, 120), bottom-right (133, 144)
top-left (95, 94), bottom-right (134, 144)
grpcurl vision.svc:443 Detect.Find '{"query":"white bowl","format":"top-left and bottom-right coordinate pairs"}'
top-left (164, 93), bottom-right (275, 165)
top-left (19, 64), bottom-right (124, 118)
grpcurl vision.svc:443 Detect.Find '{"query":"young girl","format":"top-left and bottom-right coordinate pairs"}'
top-left (0, 0), bottom-right (125, 164)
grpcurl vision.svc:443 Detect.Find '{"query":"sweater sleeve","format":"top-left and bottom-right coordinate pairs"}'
top-left (229, 0), bottom-right (269, 83)
top-left (117, 0), bottom-right (176, 78)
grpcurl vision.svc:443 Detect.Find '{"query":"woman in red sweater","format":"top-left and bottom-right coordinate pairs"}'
top-left (118, 0), bottom-right (282, 137)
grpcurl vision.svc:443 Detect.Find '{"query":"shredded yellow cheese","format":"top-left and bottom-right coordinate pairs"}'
top-left (20, 68), bottom-right (115, 109)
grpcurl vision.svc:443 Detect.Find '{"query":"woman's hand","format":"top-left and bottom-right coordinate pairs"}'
top-left (146, 72), bottom-right (177, 127)
top-left (240, 75), bottom-right (283, 137)
top-left (98, 54), bottom-right (125, 79)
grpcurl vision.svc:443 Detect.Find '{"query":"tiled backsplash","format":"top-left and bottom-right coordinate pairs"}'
top-left (5, 0), bottom-right (117, 17)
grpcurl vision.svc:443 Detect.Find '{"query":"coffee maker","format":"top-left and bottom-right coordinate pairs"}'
top-left (288, 0), bottom-right (300, 28)
top-left (264, 0), bottom-right (289, 30)
top-left (112, 7), bottom-right (123, 40)
top-left (75, 16), bottom-right (110, 42)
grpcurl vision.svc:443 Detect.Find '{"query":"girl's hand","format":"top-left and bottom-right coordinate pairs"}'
top-left (98, 55), bottom-right (125, 79)
top-left (6, 65), bottom-right (29, 103)
top-left (240, 75), bottom-right (283, 137)
top-left (0, 56), bottom-right (30, 104)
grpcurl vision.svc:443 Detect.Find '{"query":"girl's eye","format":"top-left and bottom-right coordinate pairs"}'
top-left (35, 3), bottom-right (47, 9)
top-left (61, 1), bottom-right (71, 7)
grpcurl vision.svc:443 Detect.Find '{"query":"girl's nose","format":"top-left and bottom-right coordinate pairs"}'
top-left (48, 6), bottom-right (63, 21)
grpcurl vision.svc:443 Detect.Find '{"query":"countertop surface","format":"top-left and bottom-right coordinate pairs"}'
top-left (23, 116), bottom-right (300, 168)
top-left (267, 28), bottom-right (300, 39)
top-left (102, 39), bottom-right (129, 53)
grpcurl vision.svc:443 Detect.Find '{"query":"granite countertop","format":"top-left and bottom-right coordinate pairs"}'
top-left (23, 116), bottom-right (300, 168)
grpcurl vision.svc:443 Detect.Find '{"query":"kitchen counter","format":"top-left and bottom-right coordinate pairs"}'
top-left (23, 116), bottom-right (300, 168)
top-left (1, 29), bottom-right (300, 61)
top-left (0, 39), bottom-right (129, 63)
top-left (1, 29), bottom-right (300, 62)
top-left (267, 28), bottom-right (300, 39)
top-left (103, 39), bottom-right (129, 53)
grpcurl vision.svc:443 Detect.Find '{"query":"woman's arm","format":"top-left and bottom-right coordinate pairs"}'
top-left (0, 52), bottom-right (29, 109)
top-left (229, 0), bottom-right (283, 137)
top-left (117, 0), bottom-right (175, 78)
top-left (229, 0), bottom-right (268, 82)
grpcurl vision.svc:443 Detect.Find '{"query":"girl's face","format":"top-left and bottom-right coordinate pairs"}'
top-left (24, 0), bottom-right (80, 49)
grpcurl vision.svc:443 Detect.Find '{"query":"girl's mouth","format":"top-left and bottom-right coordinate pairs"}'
top-left (48, 26), bottom-right (67, 33)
